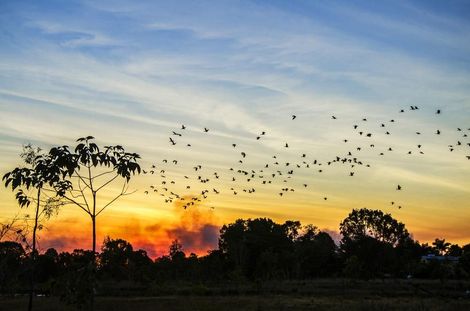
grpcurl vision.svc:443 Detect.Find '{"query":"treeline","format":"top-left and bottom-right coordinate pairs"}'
top-left (1, 208), bottom-right (470, 301)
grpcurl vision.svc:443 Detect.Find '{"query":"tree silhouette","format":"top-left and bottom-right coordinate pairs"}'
top-left (0, 213), bottom-right (30, 243)
top-left (100, 237), bottom-right (134, 280)
top-left (220, 218), bottom-right (298, 279)
top-left (0, 241), bottom-right (26, 294)
top-left (432, 238), bottom-right (451, 256)
top-left (340, 208), bottom-right (409, 247)
top-left (339, 208), bottom-right (412, 278)
top-left (2, 144), bottom-right (65, 311)
top-left (45, 136), bottom-right (141, 308)
top-left (47, 136), bottom-right (141, 256)
top-left (169, 239), bottom-right (185, 260)
top-left (295, 229), bottom-right (337, 278)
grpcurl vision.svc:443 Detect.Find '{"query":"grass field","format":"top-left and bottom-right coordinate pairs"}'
top-left (1, 279), bottom-right (470, 311)
top-left (2, 295), bottom-right (470, 311)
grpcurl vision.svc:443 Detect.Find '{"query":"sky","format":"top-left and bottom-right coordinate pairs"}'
top-left (0, 0), bottom-right (469, 258)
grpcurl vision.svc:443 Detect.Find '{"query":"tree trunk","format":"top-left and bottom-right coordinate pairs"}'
top-left (28, 188), bottom-right (40, 311)
top-left (91, 214), bottom-right (96, 310)
top-left (92, 215), bottom-right (96, 258)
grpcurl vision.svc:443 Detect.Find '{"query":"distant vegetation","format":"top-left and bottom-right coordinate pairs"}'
top-left (1, 209), bottom-right (469, 309)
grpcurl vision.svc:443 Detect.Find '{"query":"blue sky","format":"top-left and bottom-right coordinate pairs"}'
top-left (1, 1), bottom-right (470, 250)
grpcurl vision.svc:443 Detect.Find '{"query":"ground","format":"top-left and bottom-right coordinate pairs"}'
top-left (1, 279), bottom-right (470, 311)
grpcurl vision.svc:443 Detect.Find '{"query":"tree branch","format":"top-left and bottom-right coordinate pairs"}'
top-left (73, 170), bottom-right (91, 190)
top-left (63, 195), bottom-right (92, 216)
top-left (95, 181), bottom-right (134, 217)
top-left (95, 174), bottom-right (119, 192)
top-left (91, 169), bottom-right (115, 180)
top-left (78, 178), bottom-right (91, 213)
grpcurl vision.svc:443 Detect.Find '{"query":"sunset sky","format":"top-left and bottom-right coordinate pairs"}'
top-left (1, 0), bottom-right (469, 258)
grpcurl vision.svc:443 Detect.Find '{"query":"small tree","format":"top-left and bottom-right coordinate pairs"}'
top-left (432, 238), bottom-right (451, 256)
top-left (0, 214), bottom-right (30, 243)
top-left (46, 136), bottom-right (141, 307)
top-left (3, 144), bottom-right (65, 311)
top-left (47, 136), bottom-right (141, 256)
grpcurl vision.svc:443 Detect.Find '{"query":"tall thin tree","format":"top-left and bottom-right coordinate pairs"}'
top-left (47, 136), bottom-right (141, 308)
top-left (3, 144), bottom-right (65, 311)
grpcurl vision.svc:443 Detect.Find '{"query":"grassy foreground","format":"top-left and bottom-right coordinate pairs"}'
top-left (1, 279), bottom-right (470, 311)
top-left (2, 295), bottom-right (470, 311)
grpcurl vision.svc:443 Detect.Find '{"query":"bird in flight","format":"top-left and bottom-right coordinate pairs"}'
top-left (204, 127), bottom-right (209, 132)
top-left (292, 115), bottom-right (296, 120)
top-left (169, 137), bottom-right (176, 145)
top-left (396, 185), bottom-right (402, 190)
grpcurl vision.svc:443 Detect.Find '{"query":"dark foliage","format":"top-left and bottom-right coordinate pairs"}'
top-left (1, 210), bottom-right (469, 305)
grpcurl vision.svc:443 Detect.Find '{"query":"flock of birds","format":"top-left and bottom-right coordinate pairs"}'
top-left (142, 107), bottom-right (469, 210)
